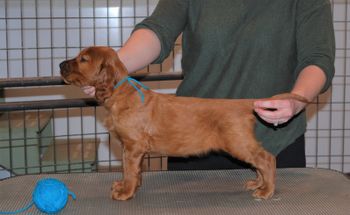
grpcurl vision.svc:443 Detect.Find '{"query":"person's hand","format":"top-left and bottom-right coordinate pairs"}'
top-left (81, 86), bottom-right (96, 97)
top-left (254, 98), bottom-right (307, 126)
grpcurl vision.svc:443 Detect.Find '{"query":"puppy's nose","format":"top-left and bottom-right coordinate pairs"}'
top-left (59, 61), bottom-right (67, 70)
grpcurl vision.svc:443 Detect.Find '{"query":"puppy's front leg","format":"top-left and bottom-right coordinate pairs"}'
top-left (111, 145), bottom-right (145, 201)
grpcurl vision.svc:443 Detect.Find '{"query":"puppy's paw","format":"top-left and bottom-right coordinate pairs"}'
top-left (244, 179), bottom-right (263, 191)
top-left (111, 180), bottom-right (124, 192)
top-left (111, 189), bottom-right (135, 201)
top-left (252, 187), bottom-right (274, 200)
top-left (110, 181), bottom-right (136, 201)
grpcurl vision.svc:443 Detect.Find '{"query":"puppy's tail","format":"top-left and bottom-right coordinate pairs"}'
top-left (270, 93), bottom-right (310, 104)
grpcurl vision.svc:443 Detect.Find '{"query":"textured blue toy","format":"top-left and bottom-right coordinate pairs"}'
top-left (0, 178), bottom-right (76, 214)
top-left (33, 178), bottom-right (76, 214)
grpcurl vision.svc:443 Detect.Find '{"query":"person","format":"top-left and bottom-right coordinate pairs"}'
top-left (82, 0), bottom-right (335, 170)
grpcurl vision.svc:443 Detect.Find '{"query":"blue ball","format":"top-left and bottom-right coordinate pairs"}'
top-left (32, 178), bottom-right (76, 214)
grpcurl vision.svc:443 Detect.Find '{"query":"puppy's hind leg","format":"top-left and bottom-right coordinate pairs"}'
top-left (245, 170), bottom-right (264, 191)
top-left (249, 147), bottom-right (276, 199)
top-left (224, 134), bottom-right (276, 199)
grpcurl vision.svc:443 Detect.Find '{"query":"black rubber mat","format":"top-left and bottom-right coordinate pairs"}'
top-left (0, 168), bottom-right (349, 214)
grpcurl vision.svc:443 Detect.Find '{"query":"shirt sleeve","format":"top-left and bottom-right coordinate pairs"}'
top-left (295, 0), bottom-right (336, 93)
top-left (133, 0), bottom-right (189, 64)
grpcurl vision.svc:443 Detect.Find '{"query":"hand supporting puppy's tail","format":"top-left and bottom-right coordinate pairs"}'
top-left (270, 93), bottom-right (310, 104)
top-left (254, 93), bottom-right (310, 127)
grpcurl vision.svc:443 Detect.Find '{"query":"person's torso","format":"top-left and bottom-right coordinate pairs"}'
top-left (178, 0), bottom-right (299, 99)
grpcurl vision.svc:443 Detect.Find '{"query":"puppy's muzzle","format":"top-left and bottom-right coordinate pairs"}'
top-left (59, 60), bottom-right (70, 76)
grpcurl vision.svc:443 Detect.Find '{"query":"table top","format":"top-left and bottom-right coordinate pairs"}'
top-left (0, 168), bottom-right (349, 215)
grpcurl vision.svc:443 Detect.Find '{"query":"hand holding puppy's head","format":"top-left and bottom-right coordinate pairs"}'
top-left (60, 46), bottom-right (128, 103)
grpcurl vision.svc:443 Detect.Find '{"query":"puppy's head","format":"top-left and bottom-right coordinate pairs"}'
top-left (60, 46), bottom-right (128, 103)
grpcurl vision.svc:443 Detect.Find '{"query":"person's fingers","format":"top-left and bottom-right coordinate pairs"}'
top-left (81, 86), bottom-right (96, 96)
top-left (254, 106), bottom-right (294, 120)
top-left (254, 99), bottom-right (291, 110)
top-left (254, 99), bottom-right (295, 126)
top-left (255, 109), bottom-right (290, 124)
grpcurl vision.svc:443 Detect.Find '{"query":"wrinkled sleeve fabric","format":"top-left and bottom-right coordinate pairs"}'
top-left (133, 0), bottom-right (188, 64)
top-left (295, 0), bottom-right (335, 93)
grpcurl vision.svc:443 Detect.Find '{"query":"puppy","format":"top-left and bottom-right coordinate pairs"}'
top-left (60, 46), bottom-right (308, 201)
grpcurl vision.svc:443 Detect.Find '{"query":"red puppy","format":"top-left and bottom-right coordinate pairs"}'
top-left (60, 46), bottom-right (308, 201)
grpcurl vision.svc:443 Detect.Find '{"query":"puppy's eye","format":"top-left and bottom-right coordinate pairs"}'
top-left (80, 55), bottom-right (89, 63)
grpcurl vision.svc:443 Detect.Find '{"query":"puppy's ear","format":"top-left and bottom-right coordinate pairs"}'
top-left (95, 62), bottom-right (116, 103)
top-left (94, 49), bottom-right (128, 103)
top-left (113, 54), bottom-right (129, 82)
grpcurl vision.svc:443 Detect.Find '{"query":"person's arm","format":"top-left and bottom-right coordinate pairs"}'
top-left (82, 0), bottom-right (188, 96)
top-left (291, 65), bottom-right (326, 102)
top-left (117, 29), bottom-right (161, 73)
top-left (254, 0), bottom-right (335, 126)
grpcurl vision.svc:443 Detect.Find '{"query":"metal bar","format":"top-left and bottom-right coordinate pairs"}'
top-left (107, 0), bottom-right (110, 47)
top-left (80, 107), bottom-right (85, 172)
top-left (35, 0), bottom-right (39, 77)
top-left (51, 109), bottom-right (57, 173)
top-left (0, 76), bottom-right (65, 87)
top-left (7, 112), bottom-right (14, 176)
top-left (66, 107), bottom-right (71, 173)
top-left (0, 98), bottom-right (98, 111)
top-left (64, 0), bottom-right (68, 71)
top-left (93, 106), bottom-right (98, 172)
top-left (79, 0), bottom-right (82, 51)
top-left (20, 0), bottom-right (24, 78)
top-left (23, 110), bottom-right (28, 175)
top-left (0, 73), bottom-right (184, 88)
top-left (52, 0), bottom-right (57, 77)
top-left (5, 0), bottom-right (9, 78)
top-left (20, 14), bottom-right (350, 21)
top-left (37, 109), bottom-right (43, 174)
top-left (341, 0), bottom-right (349, 173)
top-left (328, 0), bottom-right (335, 170)
top-left (1, 44), bottom-right (348, 52)
top-left (93, 0), bottom-right (96, 46)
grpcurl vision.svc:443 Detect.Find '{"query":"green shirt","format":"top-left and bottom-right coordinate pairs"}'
top-left (134, 0), bottom-right (335, 155)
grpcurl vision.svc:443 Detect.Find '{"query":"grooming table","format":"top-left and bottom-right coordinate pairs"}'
top-left (0, 168), bottom-right (349, 215)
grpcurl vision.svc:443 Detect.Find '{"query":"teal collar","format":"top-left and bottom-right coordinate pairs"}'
top-left (113, 76), bottom-right (150, 103)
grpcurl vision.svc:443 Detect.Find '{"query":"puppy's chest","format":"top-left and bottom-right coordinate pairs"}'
top-left (107, 108), bottom-right (148, 134)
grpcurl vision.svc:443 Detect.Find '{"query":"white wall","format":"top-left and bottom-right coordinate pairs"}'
top-left (304, 0), bottom-right (350, 172)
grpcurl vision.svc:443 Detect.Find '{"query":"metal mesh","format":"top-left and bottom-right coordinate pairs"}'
top-left (304, 0), bottom-right (350, 172)
top-left (0, 168), bottom-right (349, 215)
top-left (0, 0), bottom-right (349, 178)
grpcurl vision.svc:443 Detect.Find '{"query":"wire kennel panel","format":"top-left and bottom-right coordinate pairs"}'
top-left (0, 0), bottom-right (177, 179)
top-left (304, 0), bottom-right (350, 173)
top-left (0, 99), bottom-right (168, 180)
top-left (0, 0), bottom-right (349, 177)
top-left (0, 106), bottom-right (105, 177)
top-left (0, 0), bottom-right (181, 79)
